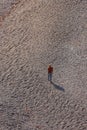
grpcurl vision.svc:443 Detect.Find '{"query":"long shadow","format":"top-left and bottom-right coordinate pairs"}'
top-left (51, 82), bottom-right (65, 92)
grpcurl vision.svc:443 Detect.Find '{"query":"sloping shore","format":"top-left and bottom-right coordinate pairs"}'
top-left (0, 0), bottom-right (87, 130)
top-left (0, 0), bottom-right (20, 25)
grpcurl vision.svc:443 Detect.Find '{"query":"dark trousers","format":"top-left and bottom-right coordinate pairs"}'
top-left (48, 73), bottom-right (52, 81)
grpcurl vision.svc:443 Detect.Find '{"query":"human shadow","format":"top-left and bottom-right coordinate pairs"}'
top-left (51, 82), bottom-right (65, 92)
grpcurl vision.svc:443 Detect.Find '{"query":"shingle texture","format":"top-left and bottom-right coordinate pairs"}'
top-left (0, 0), bottom-right (87, 129)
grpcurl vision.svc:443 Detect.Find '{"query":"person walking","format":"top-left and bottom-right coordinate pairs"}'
top-left (48, 65), bottom-right (53, 83)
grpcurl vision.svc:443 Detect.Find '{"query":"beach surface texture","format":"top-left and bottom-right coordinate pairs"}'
top-left (0, 0), bottom-right (20, 23)
top-left (0, 0), bottom-right (87, 129)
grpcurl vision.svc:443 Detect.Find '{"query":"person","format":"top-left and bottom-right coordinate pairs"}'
top-left (48, 65), bottom-right (53, 83)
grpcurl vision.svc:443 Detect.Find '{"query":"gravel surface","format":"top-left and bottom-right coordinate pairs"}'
top-left (0, 0), bottom-right (20, 24)
top-left (0, 0), bottom-right (87, 130)
top-left (0, 0), bottom-right (20, 15)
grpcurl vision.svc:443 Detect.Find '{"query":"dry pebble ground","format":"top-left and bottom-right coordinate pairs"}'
top-left (0, 0), bottom-right (20, 24)
top-left (0, 0), bottom-right (87, 130)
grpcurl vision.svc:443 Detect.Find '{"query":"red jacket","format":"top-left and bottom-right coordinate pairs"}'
top-left (48, 66), bottom-right (53, 73)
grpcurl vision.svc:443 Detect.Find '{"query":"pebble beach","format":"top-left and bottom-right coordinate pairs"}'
top-left (0, 0), bottom-right (87, 129)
